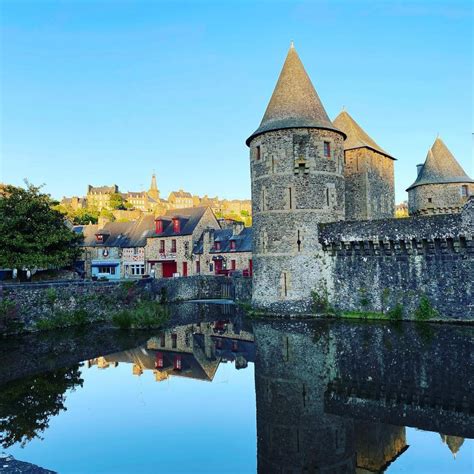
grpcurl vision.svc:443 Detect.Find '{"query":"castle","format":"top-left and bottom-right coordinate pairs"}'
top-left (247, 44), bottom-right (473, 316)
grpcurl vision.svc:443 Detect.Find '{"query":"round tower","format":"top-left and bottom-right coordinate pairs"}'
top-left (246, 44), bottom-right (346, 311)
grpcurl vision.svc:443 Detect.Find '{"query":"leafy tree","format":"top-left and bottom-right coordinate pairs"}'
top-left (99, 208), bottom-right (115, 222)
top-left (0, 366), bottom-right (83, 448)
top-left (109, 192), bottom-right (126, 210)
top-left (55, 205), bottom-right (99, 225)
top-left (0, 183), bottom-right (82, 273)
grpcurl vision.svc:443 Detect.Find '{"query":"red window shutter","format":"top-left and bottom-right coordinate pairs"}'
top-left (156, 352), bottom-right (164, 368)
top-left (230, 240), bottom-right (236, 250)
top-left (155, 220), bottom-right (163, 234)
top-left (173, 218), bottom-right (180, 233)
top-left (182, 262), bottom-right (188, 277)
top-left (174, 355), bottom-right (182, 370)
top-left (231, 260), bottom-right (236, 270)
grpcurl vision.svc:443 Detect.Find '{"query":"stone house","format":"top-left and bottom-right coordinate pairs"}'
top-left (407, 137), bottom-right (473, 216)
top-left (86, 184), bottom-right (119, 211)
top-left (145, 207), bottom-right (220, 278)
top-left (193, 220), bottom-right (253, 276)
top-left (168, 189), bottom-right (194, 209)
top-left (333, 110), bottom-right (396, 220)
top-left (77, 221), bottom-right (132, 279)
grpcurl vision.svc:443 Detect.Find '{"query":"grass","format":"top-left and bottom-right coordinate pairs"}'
top-left (35, 308), bottom-right (90, 330)
top-left (340, 311), bottom-right (388, 320)
top-left (112, 300), bottom-right (169, 330)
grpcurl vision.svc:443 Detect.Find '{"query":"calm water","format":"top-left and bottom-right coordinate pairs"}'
top-left (0, 303), bottom-right (472, 473)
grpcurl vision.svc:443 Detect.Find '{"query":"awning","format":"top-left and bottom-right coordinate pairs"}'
top-left (92, 262), bottom-right (120, 268)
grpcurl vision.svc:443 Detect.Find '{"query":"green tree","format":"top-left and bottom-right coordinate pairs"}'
top-left (0, 183), bottom-right (82, 273)
top-left (0, 366), bottom-right (83, 448)
top-left (109, 192), bottom-right (126, 210)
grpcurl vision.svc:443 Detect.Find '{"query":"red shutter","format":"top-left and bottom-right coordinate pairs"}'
top-left (156, 352), bottom-right (164, 368)
top-left (174, 355), bottom-right (182, 370)
top-left (155, 220), bottom-right (163, 234)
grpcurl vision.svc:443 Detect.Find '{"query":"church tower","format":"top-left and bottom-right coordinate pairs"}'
top-left (246, 44), bottom-right (346, 311)
top-left (148, 173), bottom-right (160, 200)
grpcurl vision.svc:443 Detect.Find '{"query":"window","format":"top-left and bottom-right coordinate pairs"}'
top-left (231, 259), bottom-right (236, 270)
top-left (155, 219), bottom-right (163, 234)
top-left (182, 261), bottom-right (188, 277)
top-left (171, 239), bottom-right (177, 253)
top-left (288, 187), bottom-right (294, 210)
top-left (196, 261), bottom-right (201, 274)
top-left (324, 141), bottom-right (331, 158)
top-left (160, 333), bottom-right (165, 347)
top-left (230, 240), bottom-right (236, 250)
top-left (171, 333), bottom-right (177, 349)
top-left (172, 218), bottom-right (180, 233)
top-left (174, 355), bottom-right (182, 370)
top-left (156, 352), bottom-right (164, 368)
top-left (461, 185), bottom-right (469, 197)
top-left (96, 266), bottom-right (116, 275)
top-left (256, 145), bottom-right (261, 161)
top-left (215, 241), bottom-right (221, 251)
top-left (262, 187), bottom-right (266, 211)
top-left (428, 197), bottom-right (432, 203)
top-left (159, 240), bottom-right (165, 253)
top-left (95, 234), bottom-right (104, 242)
top-left (133, 247), bottom-right (139, 255)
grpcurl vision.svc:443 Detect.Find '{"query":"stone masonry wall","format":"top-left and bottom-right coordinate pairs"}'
top-left (344, 148), bottom-right (395, 221)
top-left (318, 200), bottom-right (473, 320)
top-left (408, 182), bottom-right (474, 216)
top-left (250, 127), bottom-right (345, 310)
top-left (0, 276), bottom-right (252, 333)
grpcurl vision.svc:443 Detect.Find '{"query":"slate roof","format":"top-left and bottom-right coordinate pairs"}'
top-left (406, 137), bottom-right (473, 191)
top-left (193, 226), bottom-right (253, 254)
top-left (87, 185), bottom-right (118, 194)
top-left (170, 190), bottom-right (193, 198)
top-left (333, 110), bottom-right (395, 160)
top-left (153, 207), bottom-right (209, 237)
top-left (246, 43), bottom-right (344, 145)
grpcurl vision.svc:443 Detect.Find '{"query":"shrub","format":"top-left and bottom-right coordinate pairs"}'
top-left (45, 288), bottom-right (58, 305)
top-left (387, 303), bottom-right (403, 320)
top-left (112, 310), bottom-right (133, 330)
top-left (414, 295), bottom-right (438, 321)
top-left (35, 308), bottom-right (90, 330)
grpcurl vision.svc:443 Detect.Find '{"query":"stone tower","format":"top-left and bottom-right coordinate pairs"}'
top-left (148, 173), bottom-right (160, 200)
top-left (406, 137), bottom-right (473, 216)
top-left (333, 110), bottom-right (396, 220)
top-left (246, 44), bottom-right (346, 311)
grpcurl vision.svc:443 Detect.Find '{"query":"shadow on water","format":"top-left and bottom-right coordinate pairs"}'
top-left (0, 302), bottom-right (472, 473)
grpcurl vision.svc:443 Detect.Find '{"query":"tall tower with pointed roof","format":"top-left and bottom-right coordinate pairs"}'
top-left (246, 44), bottom-right (346, 310)
top-left (406, 137), bottom-right (473, 216)
top-left (148, 173), bottom-right (160, 200)
top-left (333, 110), bottom-right (396, 220)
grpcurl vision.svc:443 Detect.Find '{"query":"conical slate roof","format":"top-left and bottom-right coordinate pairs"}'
top-left (246, 43), bottom-right (344, 145)
top-left (333, 110), bottom-right (395, 160)
top-left (406, 137), bottom-right (473, 191)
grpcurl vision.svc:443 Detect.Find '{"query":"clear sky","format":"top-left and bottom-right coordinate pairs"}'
top-left (1, 0), bottom-right (472, 203)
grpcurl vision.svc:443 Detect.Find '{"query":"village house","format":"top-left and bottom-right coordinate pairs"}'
top-left (193, 219), bottom-right (253, 276)
top-left (86, 184), bottom-right (119, 211)
top-left (168, 189), bottom-right (194, 209)
top-left (145, 207), bottom-right (220, 278)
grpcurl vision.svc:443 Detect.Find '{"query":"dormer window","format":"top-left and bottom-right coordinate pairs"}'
top-left (461, 185), bottom-right (469, 197)
top-left (95, 234), bottom-right (104, 243)
top-left (172, 218), bottom-right (180, 233)
top-left (324, 141), bottom-right (331, 158)
top-left (155, 219), bottom-right (163, 234)
top-left (230, 240), bottom-right (236, 251)
top-left (215, 241), bottom-right (221, 251)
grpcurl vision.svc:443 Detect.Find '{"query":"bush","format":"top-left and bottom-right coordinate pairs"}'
top-left (35, 308), bottom-right (90, 330)
top-left (414, 295), bottom-right (438, 321)
top-left (45, 288), bottom-right (57, 305)
top-left (112, 310), bottom-right (133, 330)
top-left (387, 303), bottom-right (403, 320)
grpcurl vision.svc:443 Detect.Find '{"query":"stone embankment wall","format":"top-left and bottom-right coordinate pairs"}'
top-left (318, 198), bottom-right (473, 321)
top-left (0, 276), bottom-right (252, 333)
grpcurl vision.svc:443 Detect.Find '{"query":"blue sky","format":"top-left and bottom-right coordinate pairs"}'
top-left (1, 0), bottom-right (472, 202)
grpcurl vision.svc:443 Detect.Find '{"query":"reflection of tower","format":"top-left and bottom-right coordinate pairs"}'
top-left (253, 321), bottom-right (356, 472)
top-left (355, 421), bottom-right (407, 473)
top-left (440, 433), bottom-right (465, 459)
top-left (148, 173), bottom-right (160, 200)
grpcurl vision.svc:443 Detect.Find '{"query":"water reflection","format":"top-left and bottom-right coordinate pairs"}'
top-left (0, 307), bottom-right (472, 473)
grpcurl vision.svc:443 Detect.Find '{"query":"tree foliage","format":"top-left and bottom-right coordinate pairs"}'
top-left (109, 192), bottom-right (126, 210)
top-left (0, 183), bottom-right (82, 270)
top-left (0, 366), bottom-right (83, 448)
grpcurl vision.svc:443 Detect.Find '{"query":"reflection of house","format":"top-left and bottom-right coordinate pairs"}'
top-left (193, 220), bottom-right (253, 276)
top-left (146, 207), bottom-right (220, 278)
top-left (88, 320), bottom-right (255, 383)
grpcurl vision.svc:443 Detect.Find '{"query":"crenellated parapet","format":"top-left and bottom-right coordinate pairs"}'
top-left (316, 198), bottom-right (473, 320)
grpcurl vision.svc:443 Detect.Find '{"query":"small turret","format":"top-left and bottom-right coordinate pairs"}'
top-left (407, 137), bottom-right (473, 216)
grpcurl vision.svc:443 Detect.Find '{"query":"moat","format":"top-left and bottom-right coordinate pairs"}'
top-left (0, 303), bottom-right (472, 473)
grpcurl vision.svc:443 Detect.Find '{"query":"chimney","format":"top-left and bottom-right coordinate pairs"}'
top-left (232, 221), bottom-right (245, 236)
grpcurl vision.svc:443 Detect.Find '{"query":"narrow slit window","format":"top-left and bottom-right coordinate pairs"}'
top-left (326, 187), bottom-right (330, 206)
top-left (262, 188), bottom-right (266, 211)
top-left (271, 156), bottom-right (275, 173)
top-left (256, 145), bottom-right (261, 161)
top-left (324, 141), bottom-right (331, 158)
top-left (297, 230), bottom-right (301, 252)
top-left (288, 187), bottom-right (293, 209)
